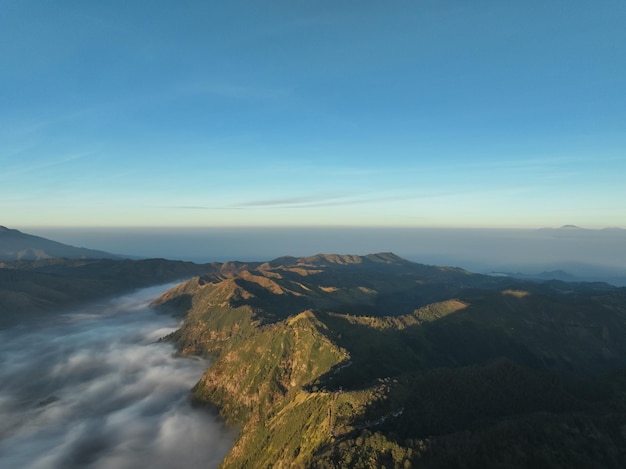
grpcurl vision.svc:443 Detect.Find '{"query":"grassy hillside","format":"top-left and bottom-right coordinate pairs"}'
top-left (154, 253), bottom-right (626, 468)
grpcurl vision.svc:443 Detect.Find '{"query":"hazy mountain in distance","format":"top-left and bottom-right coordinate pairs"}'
top-left (536, 225), bottom-right (625, 235)
top-left (490, 269), bottom-right (580, 283)
top-left (0, 226), bottom-right (120, 261)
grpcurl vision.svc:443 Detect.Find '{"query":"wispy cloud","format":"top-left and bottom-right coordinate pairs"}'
top-left (174, 82), bottom-right (291, 101)
top-left (173, 205), bottom-right (244, 211)
top-left (236, 194), bottom-right (345, 208)
top-left (0, 151), bottom-right (98, 180)
top-left (1, 108), bottom-right (101, 139)
top-left (167, 190), bottom-right (449, 211)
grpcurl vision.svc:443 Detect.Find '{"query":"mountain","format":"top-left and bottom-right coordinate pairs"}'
top-left (154, 253), bottom-right (626, 468)
top-left (0, 226), bottom-right (119, 261)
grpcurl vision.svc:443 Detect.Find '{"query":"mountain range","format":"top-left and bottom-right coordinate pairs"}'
top-left (153, 252), bottom-right (626, 468)
top-left (4, 228), bottom-right (626, 467)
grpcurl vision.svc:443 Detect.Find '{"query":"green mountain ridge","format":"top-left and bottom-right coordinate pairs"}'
top-left (154, 253), bottom-right (626, 468)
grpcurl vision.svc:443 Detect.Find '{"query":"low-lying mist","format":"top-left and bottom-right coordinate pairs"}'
top-left (0, 284), bottom-right (233, 469)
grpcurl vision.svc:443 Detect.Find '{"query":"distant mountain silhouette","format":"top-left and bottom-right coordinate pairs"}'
top-left (493, 269), bottom-right (579, 282)
top-left (0, 226), bottom-right (119, 261)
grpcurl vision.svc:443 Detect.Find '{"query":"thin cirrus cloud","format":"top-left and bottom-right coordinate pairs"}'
top-left (0, 152), bottom-right (98, 180)
top-left (173, 82), bottom-right (292, 101)
top-left (168, 194), bottom-right (348, 210)
top-left (236, 194), bottom-right (346, 208)
top-left (169, 191), bottom-right (448, 211)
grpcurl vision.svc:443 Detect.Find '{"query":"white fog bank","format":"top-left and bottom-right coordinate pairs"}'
top-left (0, 284), bottom-right (233, 469)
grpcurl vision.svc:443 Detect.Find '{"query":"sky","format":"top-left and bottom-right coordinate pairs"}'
top-left (2, 0), bottom-right (625, 229)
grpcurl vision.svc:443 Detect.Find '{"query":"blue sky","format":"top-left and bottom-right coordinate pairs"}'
top-left (2, 0), bottom-right (625, 228)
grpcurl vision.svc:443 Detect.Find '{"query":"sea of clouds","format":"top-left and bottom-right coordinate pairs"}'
top-left (0, 284), bottom-right (233, 469)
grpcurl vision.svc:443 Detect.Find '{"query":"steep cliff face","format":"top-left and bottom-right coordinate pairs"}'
top-left (153, 253), bottom-right (626, 468)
